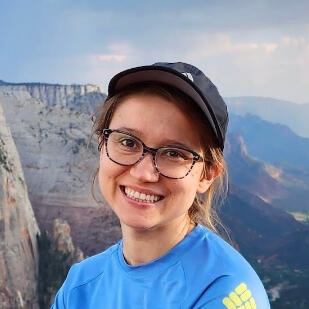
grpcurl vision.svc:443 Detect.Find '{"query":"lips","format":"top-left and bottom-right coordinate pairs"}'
top-left (120, 185), bottom-right (164, 203)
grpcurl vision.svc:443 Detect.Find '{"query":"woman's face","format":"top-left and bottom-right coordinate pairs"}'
top-left (98, 93), bottom-right (213, 231)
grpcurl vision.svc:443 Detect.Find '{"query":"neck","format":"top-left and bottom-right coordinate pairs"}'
top-left (121, 215), bottom-right (196, 266)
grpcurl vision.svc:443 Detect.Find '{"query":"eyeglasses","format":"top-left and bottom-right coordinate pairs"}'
top-left (98, 129), bottom-right (203, 179)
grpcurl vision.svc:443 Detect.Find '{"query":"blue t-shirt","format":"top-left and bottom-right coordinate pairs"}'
top-left (51, 224), bottom-right (270, 308)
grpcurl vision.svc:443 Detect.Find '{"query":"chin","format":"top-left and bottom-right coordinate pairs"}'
top-left (120, 216), bottom-right (159, 231)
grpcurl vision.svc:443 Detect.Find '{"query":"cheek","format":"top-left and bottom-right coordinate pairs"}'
top-left (181, 170), bottom-right (204, 200)
top-left (99, 150), bottom-right (118, 176)
top-left (167, 174), bottom-right (200, 205)
top-left (98, 152), bottom-right (130, 189)
top-left (187, 168), bottom-right (203, 188)
top-left (98, 154), bottom-right (119, 195)
top-left (98, 159), bottom-right (108, 199)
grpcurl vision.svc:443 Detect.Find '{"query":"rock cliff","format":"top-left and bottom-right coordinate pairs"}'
top-left (0, 103), bottom-right (40, 309)
top-left (0, 80), bottom-right (106, 114)
top-left (38, 218), bottom-right (84, 307)
top-left (225, 132), bottom-right (286, 204)
top-left (0, 89), bottom-right (103, 211)
top-left (53, 218), bottom-right (84, 261)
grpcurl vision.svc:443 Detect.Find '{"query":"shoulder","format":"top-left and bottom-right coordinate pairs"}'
top-left (186, 225), bottom-right (258, 275)
top-left (183, 225), bottom-right (255, 275)
top-left (51, 243), bottom-right (119, 308)
top-left (194, 276), bottom-right (270, 309)
top-left (65, 243), bottom-right (118, 288)
top-left (181, 225), bottom-right (270, 308)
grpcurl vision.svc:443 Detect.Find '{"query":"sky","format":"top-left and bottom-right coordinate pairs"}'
top-left (0, 0), bottom-right (308, 103)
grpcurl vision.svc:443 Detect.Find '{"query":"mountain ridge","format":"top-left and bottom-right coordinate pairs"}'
top-left (228, 113), bottom-right (309, 169)
top-left (0, 79), bottom-right (102, 88)
top-left (0, 81), bottom-right (106, 114)
top-left (225, 96), bottom-right (309, 139)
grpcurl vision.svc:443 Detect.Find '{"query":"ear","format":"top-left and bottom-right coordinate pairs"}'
top-left (196, 164), bottom-right (222, 194)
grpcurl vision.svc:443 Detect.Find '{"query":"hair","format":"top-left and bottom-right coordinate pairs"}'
top-left (90, 82), bottom-right (229, 235)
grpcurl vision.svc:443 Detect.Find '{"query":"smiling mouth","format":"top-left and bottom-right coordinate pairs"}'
top-left (120, 186), bottom-right (164, 203)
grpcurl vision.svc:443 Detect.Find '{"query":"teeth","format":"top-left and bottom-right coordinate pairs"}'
top-left (124, 187), bottom-right (160, 203)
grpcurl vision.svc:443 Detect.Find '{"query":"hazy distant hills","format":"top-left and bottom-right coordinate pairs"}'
top-left (225, 133), bottom-right (287, 204)
top-left (227, 114), bottom-right (309, 212)
top-left (221, 185), bottom-right (309, 269)
top-left (225, 132), bottom-right (309, 212)
top-left (225, 96), bottom-right (309, 139)
top-left (229, 113), bottom-right (309, 170)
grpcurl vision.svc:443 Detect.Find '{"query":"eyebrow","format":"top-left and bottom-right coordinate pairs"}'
top-left (116, 126), bottom-right (194, 149)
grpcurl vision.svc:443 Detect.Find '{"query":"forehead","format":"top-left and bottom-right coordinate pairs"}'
top-left (109, 93), bottom-right (202, 149)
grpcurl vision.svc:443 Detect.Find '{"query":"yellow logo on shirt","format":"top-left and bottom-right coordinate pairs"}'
top-left (222, 283), bottom-right (256, 309)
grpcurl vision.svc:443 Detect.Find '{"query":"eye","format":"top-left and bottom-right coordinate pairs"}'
top-left (120, 138), bottom-right (137, 148)
top-left (165, 150), bottom-right (184, 158)
top-left (160, 148), bottom-right (191, 161)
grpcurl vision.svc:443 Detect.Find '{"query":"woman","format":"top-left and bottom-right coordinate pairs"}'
top-left (51, 62), bottom-right (270, 308)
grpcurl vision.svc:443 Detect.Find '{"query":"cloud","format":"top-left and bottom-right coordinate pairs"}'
top-left (171, 31), bottom-right (308, 102)
top-left (85, 42), bottom-right (134, 65)
top-left (1, 0), bottom-right (308, 102)
top-left (280, 36), bottom-right (309, 67)
top-left (225, 41), bottom-right (278, 53)
top-left (261, 43), bottom-right (278, 53)
top-left (180, 33), bottom-right (279, 57)
top-left (282, 36), bottom-right (306, 46)
top-left (182, 31), bottom-right (305, 60)
top-left (96, 54), bottom-right (126, 62)
top-left (67, 42), bottom-right (142, 91)
top-left (47, 33), bottom-right (306, 101)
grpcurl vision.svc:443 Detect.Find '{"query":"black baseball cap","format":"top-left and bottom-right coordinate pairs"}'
top-left (107, 62), bottom-right (229, 150)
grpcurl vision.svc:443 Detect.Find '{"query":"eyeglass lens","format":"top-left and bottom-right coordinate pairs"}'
top-left (106, 131), bottom-right (195, 179)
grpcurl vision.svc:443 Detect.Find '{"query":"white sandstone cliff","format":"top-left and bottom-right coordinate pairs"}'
top-left (0, 81), bottom-right (106, 114)
top-left (0, 88), bottom-right (102, 210)
top-left (0, 103), bottom-right (40, 309)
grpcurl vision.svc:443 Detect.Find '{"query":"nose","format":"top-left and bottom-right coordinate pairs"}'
top-left (129, 153), bottom-right (159, 182)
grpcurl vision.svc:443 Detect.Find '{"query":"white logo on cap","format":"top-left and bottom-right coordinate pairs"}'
top-left (182, 72), bottom-right (194, 82)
